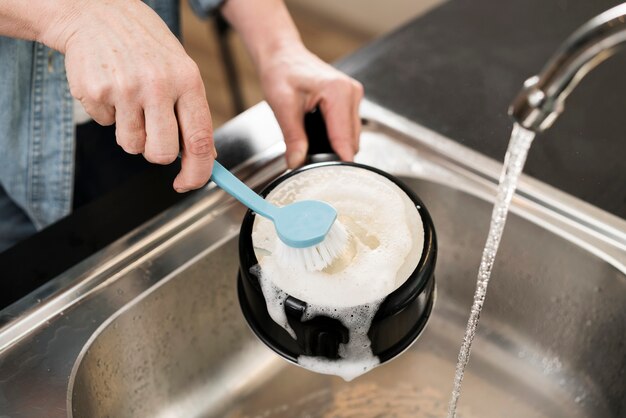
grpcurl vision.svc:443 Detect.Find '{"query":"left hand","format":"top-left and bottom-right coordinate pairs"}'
top-left (257, 44), bottom-right (364, 168)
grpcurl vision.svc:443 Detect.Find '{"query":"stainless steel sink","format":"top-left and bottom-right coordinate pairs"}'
top-left (1, 101), bottom-right (624, 418)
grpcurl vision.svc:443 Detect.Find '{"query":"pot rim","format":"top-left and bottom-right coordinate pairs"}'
top-left (238, 161), bottom-right (437, 319)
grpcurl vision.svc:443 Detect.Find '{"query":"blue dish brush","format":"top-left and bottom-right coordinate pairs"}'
top-left (211, 161), bottom-right (349, 271)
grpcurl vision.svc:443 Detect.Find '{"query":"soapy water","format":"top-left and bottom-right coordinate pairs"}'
top-left (251, 165), bottom-right (424, 380)
top-left (447, 123), bottom-right (535, 417)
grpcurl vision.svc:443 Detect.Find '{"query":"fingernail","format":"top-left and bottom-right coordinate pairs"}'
top-left (287, 150), bottom-right (306, 169)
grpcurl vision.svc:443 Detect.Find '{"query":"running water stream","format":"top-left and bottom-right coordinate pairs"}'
top-left (447, 123), bottom-right (536, 418)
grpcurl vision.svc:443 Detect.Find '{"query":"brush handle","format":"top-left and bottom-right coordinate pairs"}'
top-left (210, 161), bottom-right (278, 220)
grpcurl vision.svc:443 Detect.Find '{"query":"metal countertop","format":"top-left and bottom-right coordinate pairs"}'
top-left (337, 0), bottom-right (626, 219)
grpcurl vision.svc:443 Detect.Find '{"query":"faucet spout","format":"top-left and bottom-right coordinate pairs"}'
top-left (509, 3), bottom-right (626, 132)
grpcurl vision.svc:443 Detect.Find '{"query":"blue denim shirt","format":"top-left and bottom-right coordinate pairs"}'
top-left (0, 0), bottom-right (223, 232)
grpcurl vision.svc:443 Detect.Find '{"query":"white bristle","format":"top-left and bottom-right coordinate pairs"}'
top-left (275, 220), bottom-right (350, 271)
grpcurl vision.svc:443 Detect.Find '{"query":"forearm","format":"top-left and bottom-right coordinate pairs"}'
top-left (0, 1), bottom-right (64, 45)
top-left (221, 0), bottom-right (304, 69)
top-left (1, 0), bottom-right (93, 52)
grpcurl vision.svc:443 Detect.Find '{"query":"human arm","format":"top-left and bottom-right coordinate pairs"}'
top-left (0, 0), bottom-right (215, 193)
top-left (221, 0), bottom-right (364, 168)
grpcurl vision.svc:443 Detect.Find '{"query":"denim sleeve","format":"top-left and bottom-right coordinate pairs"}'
top-left (188, 0), bottom-right (227, 18)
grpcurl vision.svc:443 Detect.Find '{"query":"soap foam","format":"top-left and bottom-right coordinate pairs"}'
top-left (250, 265), bottom-right (296, 339)
top-left (251, 165), bottom-right (424, 380)
top-left (252, 166), bottom-right (424, 307)
top-left (298, 300), bottom-right (383, 381)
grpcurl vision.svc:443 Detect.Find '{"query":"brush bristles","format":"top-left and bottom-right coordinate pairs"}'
top-left (275, 221), bottom-right (350, 271)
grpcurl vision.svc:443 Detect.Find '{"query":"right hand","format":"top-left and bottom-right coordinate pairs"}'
top-left (45, 0), bottom-right (216, 193)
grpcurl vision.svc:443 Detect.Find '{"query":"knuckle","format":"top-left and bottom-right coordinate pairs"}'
top-left (90, 107), bottom-right (115, 126)
top-left (94, 115), bottom-right (115, 126)
top-left (144, 70), bottom-right (170, 95)
top-left (85, 82), bottom-right (112, 103)
top-left (144, 136), bottom-right (179, 164)
top-left (68, 82), bottom-right (84, 101)
top-left (117, 78), bottom-right (140, 100)
top-left (185, 129), bottom-right (214, 158)
top-left (180, 63), bottom-right (204, 91)
top-left (148, 73), bottom-right (168, 87)
top-left (281, 127), bottom-right (304, 145)
top-left (116, 133), bottom-right (145, 155)
top-left (126, 117), bottom-right (144, 132)
top-left (326, 77), bottom-right (348, 90)
top-left (126, 146), bottom-right (144, 155)
top-left (270, 87), bottom-right (294, 105)
top-left (121, 144), bottom-right (144, 155)
top-left (318, 80), bottom-right (348, 102)
top-left (145, 151), bottom-right (177, 165)
top-left (181, 60), bottom-right (201, 78)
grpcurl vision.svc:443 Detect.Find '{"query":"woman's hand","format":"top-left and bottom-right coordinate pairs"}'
top-left (222, 0), bottom-right (364, 169)
top-left (258, 44), bottom-right (364, 168)
top-left (46, 0), bottom-right (216, 193)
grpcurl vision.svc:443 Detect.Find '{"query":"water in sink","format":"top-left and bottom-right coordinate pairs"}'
top-left (447, 123), bottom-right (535, 417)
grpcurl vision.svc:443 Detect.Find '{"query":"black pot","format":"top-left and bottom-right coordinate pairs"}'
top-left (237, 161), bottom-right (437, 365)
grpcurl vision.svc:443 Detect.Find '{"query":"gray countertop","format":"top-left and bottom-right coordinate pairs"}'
top-left (338, 0), bottom-right (626, 219)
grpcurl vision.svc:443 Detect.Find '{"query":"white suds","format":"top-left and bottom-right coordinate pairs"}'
top-left (299, 300), bottom-right (383, 381)
top-left (251, 265), bottom-right (295, 339)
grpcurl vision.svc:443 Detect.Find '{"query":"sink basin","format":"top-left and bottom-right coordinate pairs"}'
top-left (68, 174), bottom-right (625, 418)
top-left (1, 101), bottom-right (624, 417)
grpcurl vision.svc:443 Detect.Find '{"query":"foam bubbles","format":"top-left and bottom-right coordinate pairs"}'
top-left (251, 265), bottom-right (295, 339)
top-left (299, 300), bottom-right (383, 381)
top-left (252, 166), bottom-right (424, 307)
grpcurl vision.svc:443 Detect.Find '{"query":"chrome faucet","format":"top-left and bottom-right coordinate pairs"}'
top-left (509, 3), bottom-right (626, 132)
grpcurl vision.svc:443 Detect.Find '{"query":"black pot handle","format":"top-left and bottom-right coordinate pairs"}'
top-left (304, 108), bottom-right (340, 163)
